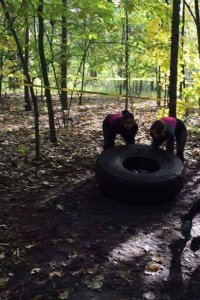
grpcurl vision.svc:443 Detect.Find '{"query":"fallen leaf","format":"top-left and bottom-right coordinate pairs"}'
top-left (0, 278), bottom-right (9, 288)
top-left (58, 289), bottom-right (70, 299)
top-left (143, 292), bottom-right (155, 299)
top-left (43, 181), bottom-right (50, 186)
top-left (31, 268), bottom-right (42, 274)
top-left (87, 264), bottom-right (99, 274)
top-left (0, 253), bottom-right (5, 259)
top-left (0, 224), bottom-right (8, 228)
top-left (83, 275), bottom-right (104, 290)
top-left (13, 248), bottom-right (20, 258)
top-left (26, 244), bottom-right (36, 249)
top-left (56, 204), bottom-right (64, 210)
top-left (145, 263), bottom-right (162, 274)
top-left (71, 268), bottom-right (85, 276)
top-left (144, 245), bottom-right (151, 252)
top-left (49, 271), bottom-right (62, 279)
top-left (66, 238), bottom-right (75, 244)
top-left (192, 148), bottom-right (200, 156)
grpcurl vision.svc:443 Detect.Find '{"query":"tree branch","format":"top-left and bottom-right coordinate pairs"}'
top-left (184, 0), bottom-right (196, 24)
top-left (0, 0), bottom-right (25, 36)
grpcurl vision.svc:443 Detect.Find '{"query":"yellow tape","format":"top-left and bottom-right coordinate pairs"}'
top-left (3, 80), bottom-right (200, 107)
top-left (8, 81), bottom-right (153, 99)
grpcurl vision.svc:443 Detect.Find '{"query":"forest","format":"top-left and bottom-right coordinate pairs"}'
top-left (0, 0), bottom-right (200, 299)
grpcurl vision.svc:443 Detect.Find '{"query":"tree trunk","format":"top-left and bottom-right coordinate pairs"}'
top-left (156, 66), bottom-right (161, 106)
top-left (168, 0), bottom-right (181, 117)
top-left (194, 0), bottom-right (200, 58)
top-left (79, 24), bottom-right (87, 105)
top-left (180, 0), bottom-right (186, 99)
top-left (118, 21), bottom-right (125, 96)
top-left (125, 6), bottom-right (129, 110)
top-left (60, 0), bottom-right (68, 110)
top-left (24, 2), bottom-right (32, 111)
top-left (139, 80), bottom-right (143, 96)
top-left (45, 21), bottom-right (61, 99)
top-left (0, 53), bottom-right (3, 102)
top-left (118, 62), bottom-right (123, 95)
top-left (164, 74), bottom-right (168, 106)
top-left (38, 1), bottom-right (57, 143)
top-left (0, 0), bottom-right (40, 160)
top-left (79, 50), bottom-right (86, 105)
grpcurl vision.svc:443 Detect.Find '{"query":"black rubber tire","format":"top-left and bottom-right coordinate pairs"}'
top-left (96, 144), bottom-right (185, 204)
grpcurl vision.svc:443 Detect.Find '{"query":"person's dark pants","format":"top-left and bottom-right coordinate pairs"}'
top-left (103, 121), bottom-right (115, 149)
top-left (176, 129), bottom-right (187, 161)
top-left (186, 199), bottom-right (200, 221)
top-left (102, 121), bottom-right (135, 149)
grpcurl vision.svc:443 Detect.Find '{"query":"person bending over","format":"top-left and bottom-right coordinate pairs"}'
top-left (103, 110), bottom-right (138, 149)
top-left (150, 116), bottom-right (187, 162)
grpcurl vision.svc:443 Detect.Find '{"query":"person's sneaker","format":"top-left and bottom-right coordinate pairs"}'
top-left (181, 214), bottom-right (192, 240)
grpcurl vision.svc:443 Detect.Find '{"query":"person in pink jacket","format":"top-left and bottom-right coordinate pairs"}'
top-left (103, 110), bottom-right (138, 149)
top-left (150, 116), bottom-right (187, 162)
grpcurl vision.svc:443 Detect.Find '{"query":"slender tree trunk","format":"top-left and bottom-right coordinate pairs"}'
top-left (37, 1), bottom-right (57, 143)
top-left (118, 59), bottom-right (123, 95)
top-left (79, 51), bottom-right (86, 105)
top-left (168, 0), bottom-right (181, 117)
top-left (193, 0), bottom-right (200, 110)
top-left (65, 41), bottom-right (91, 126)
top-left (125, 6), bottom-right (129, 109)
top-left (118, 22), bottom-right (125, 96)
top-left (24, 2), bottom-right (32, 111)
top-left (44, 21), bottom-right (61, 100)
top-left (0, 53), bottom-right (3, 102)
top-left (156, 66), bottom-right (161, 106)
top-left (0, 0), bottom-right (40, 160)
top-left (79, 26), bottom-right (87, 105)
top-left (60, 0), bottom-right (68, 110)
top-left (194, 0), bottom-right (200, 58)
top-left (180, 0), bottom-right (186, 99)
top-left (135, 81), bottom-right (139, 96)
top-left (139, 80), bottom-right (143, 96)
top-left (164, 74), bottom-right (168, 106)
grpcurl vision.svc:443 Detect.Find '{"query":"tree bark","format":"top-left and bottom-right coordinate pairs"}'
top-left (79, 20), bottom-right (87, 105)
top-left (180, 0), bottom-right (186, 99)
top-left (37, 0), bottom-right (57, 143)
top-left (24, 1), bottom-right (32, 111)
top-left (125, 6), bottom-right (129, 110)
top-left (194, 0), bottom-right (200, 58)
top-left (168, 0), bottom-right (181, 117)
top-left (156, 66), bottom-right (161, 106)
top-left (0, 53), bottom-right (3, 102)
top-left (79, 43), bottom-right (86, 105)
top-left (60, 0), bottom-right (68, 110)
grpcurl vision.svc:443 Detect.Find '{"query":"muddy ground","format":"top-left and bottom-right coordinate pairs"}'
top-left (0, 97), bottom-right (200, 300)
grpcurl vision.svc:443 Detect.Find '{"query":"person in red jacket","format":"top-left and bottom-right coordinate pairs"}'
top-left (103, 110), bottom-right (138, 149)
top-left (150, 116), bottom-right (187, 162)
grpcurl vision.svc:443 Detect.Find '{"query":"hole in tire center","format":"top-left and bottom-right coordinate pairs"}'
top-left (123, 156), bottom-right (160, 173)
